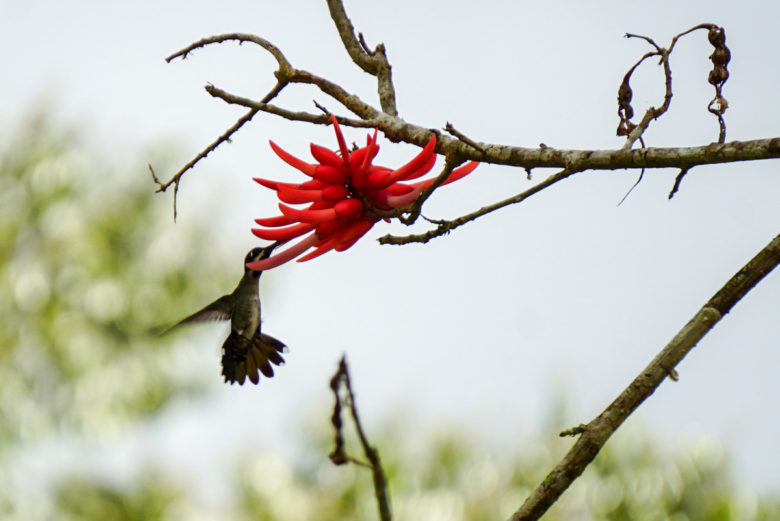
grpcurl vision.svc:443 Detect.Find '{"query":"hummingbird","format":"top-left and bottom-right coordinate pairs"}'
top-left (169, 243), bottom-right (288, 385)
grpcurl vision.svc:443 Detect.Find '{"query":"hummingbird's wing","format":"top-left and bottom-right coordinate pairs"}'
top-left (162, 294), bottom-right (233, 334)
top-left (221, 330), bottom-right (288, 385)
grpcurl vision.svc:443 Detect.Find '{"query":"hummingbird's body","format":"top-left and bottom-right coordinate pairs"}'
top-left (170, 245), bottom-right (287, 385)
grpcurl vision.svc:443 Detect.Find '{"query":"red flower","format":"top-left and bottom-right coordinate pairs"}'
top-left (247, 115), bottom-right (479, 270)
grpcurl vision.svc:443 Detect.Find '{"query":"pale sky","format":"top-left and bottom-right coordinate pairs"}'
top-left (2, 0), bottom-right (779, 510)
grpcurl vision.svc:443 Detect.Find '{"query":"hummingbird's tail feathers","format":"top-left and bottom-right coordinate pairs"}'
top-left (221, 331), bottom-right (288, 385)
top-left (257, 333), bottom-right (287, 363)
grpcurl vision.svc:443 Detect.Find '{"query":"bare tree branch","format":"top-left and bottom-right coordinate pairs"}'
top-left (165, 33), bottom-right (293, 74)
top-left (329, 356), bottom-right (392, 521)
top-left (379, 166), bottom-right (579, 245)
top-left (156, 13), bottom-right (773, 228)
top-left (508, 230), bottom-right (780, 521)
top-left (325, 0), bottom-right (397, 115)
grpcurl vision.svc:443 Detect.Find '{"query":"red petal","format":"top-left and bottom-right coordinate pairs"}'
top-left (411, 161), bottom-right (479, 189)
top-left (441, 161), bottom-right (480, 185)
top-left (254, 215), bottom-right (295, 227)
top-left (296, 237), bottom-right (339, 262)
top-left (313, 165), bottom-right (347, 184)
top-left (384, 183), bottom-right (414, 196)
top-left (298, 219), bottom-right (374, 261)
top-left (362, 129), bottom-right (379, 170)
top-left (322, 185), bottom-right (349, 201)
top-left (349, 146), bottom-right (369, 168)
top-left (269, 141), bottom-right (317, 176)
top-left (336, 236), bottom-right (362, 252)
top-left (251, 222), bottom-right (315, 241)
top-left (334, 220), bottom-right (374, 251)
top-left (334, 199), bottom-right (363, 218)
top-left (247, 233), bottom-right (319, 271)
top-left (253, 177), bottom-right (280, 190)
top-left (278, 186), bottom-right (323, 204)
top-left (315, 218), bottom-right (350, 239)
top-left (368, 183), bottom-right (413, 208)
top-left (398, 151), bottom-right (436, 181)
top-left (309, 200), bottom-right (337, 210)
top-left (369, 190), bottom-right (389, 208)
top-left (310, 144), bottom-right (344, 168)
top-left (330, 114), bottom-right (350, 161)
top-left (365, 170), bottom-right (391, 190)
top-left (386, 186), bottom-right (423, 208)
top-left (387, 135), bottom-right (437, 183)
top-left (279, 203), bottom-right (338, 223)
top-left (300, 179), bottom-right (328, 189)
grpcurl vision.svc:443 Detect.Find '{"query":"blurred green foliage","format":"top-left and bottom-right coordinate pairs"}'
top-left (230, 426), bottom-right (780, 521)
top-left (29, 425), bottom-right (779, 521)
top-left (0, 114), bottom-right (231, 449)
top-left (56, 475), bottom-right (180, 521)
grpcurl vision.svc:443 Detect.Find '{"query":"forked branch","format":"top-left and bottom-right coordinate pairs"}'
top-left (156, 4), bottom-right (775, 235)
top-left (329, 356), bottom-right (392, 521)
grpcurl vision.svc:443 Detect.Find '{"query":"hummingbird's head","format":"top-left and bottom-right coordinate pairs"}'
top-left (244, 241), bottom-right (283, 273)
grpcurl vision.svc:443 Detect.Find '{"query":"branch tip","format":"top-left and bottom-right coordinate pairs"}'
top-left (328, 354), bottom-right (392, 521)
top-left (559, 425), bottom-right (587, 437)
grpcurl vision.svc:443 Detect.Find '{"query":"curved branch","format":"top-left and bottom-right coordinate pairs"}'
top-left (326, 0), bottom-right (397, 115)
top-left (166, 33), bottom-right (293, 76)
top-left (508, 231), bottom-right (780, 521)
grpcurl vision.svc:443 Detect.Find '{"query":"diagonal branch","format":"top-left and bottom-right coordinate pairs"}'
top-left (398, 156), bottom-right (460, 226)
top-left (380, 166), bottom-right (579, 245)
top-left (508, 230), bottom-right (780, 521)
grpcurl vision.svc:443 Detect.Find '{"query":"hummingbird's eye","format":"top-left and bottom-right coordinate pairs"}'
top-left (245, 247), bottom-right (264, 263)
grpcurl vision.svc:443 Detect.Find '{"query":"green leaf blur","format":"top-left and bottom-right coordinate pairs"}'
top-left (236, 426), bottom-right (780, 521)
top-left (0, 114), bottom-right (230, 449)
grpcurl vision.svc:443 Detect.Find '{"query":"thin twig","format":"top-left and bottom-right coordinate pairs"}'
top-left (617, 168), bottom-right (645, 206)
top-left (166, 33), bottom-right (292, 74)
top-left (399, 156), bottom-right (460, 225)
top-left (206, 84), bottom-right (381, 129)
top-left (150, 107), bottom-right (260, 219)
top-left (668, 167), bottom-right (691, 199)
top-left (329, 356), bottom-right (392, 521)
top-left (379, 166), bottom-right (580, 245)
top-left (508, 231), bottom-right (780, 521)
top-left (444, 122), bottom-right (486, 153)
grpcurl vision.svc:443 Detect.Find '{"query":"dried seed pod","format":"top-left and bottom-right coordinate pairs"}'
top-left (708, 67), bottom-right (729, 86)
top-left (710, 47), bottom-right (731, 67)
top-left (708, 26), bottom-right (726, 47)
